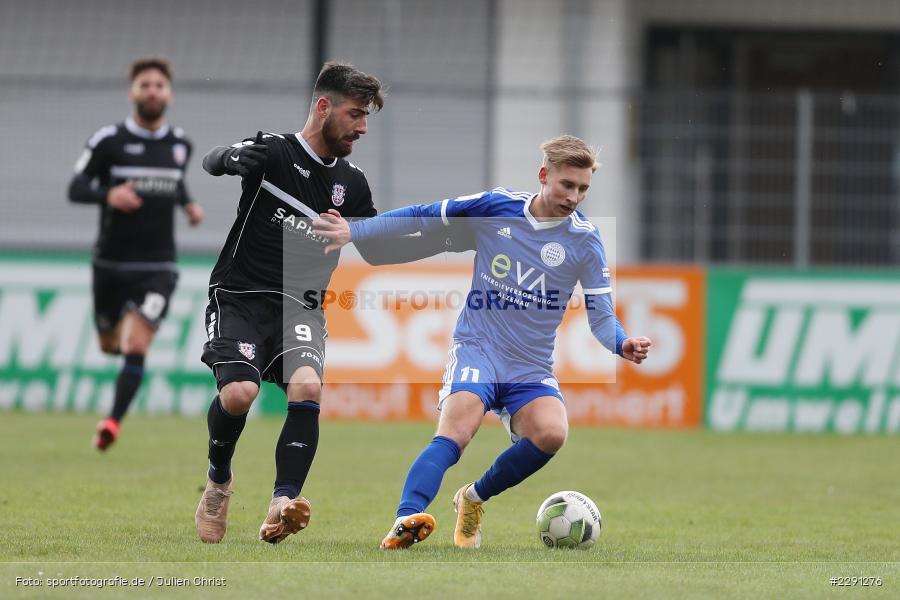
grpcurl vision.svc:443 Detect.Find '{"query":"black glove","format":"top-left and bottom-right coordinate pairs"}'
top-left (231, 131), bottom-right (268, 178)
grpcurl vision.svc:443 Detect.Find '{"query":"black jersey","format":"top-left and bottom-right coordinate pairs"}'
top-left (208, 132), bottom-right (376, 300)
top-left (71, 117), bottom-right (193, 266)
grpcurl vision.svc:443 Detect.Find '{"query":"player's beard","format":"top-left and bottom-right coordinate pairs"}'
top-left (135, 100), bottom-right (167, 123)
top-left (322, 115), bottom-right (356, 158)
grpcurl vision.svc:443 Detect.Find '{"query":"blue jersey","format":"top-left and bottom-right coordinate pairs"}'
top-left (349, 188), bottom-right (625, 381)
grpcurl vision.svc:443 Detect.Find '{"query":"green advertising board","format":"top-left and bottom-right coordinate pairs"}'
top-left (6, 255), bottom-right (900, 434)
top-left (707, 268), bottom-right (900, 434)
top-left (0, 253), bottom-right (286, 416)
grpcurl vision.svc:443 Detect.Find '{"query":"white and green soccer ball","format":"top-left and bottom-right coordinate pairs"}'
top-left (536, 490), bottom-right (602, 549)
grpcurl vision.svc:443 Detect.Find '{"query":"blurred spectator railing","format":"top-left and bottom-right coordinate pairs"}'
top-left (638, 89), bottom-right (900, 266)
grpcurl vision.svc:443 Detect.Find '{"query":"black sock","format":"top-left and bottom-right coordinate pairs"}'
top-left (207, 395), bottom-right (247, 484)
top-left (109, 353), bottom-right (145, 422)
top-left (273, 401), bottom-right (320, 499)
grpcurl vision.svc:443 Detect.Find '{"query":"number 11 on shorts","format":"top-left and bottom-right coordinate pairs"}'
top-left (460, 366), bottom-right (480, 383)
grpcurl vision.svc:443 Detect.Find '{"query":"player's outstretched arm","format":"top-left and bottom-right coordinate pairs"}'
top-left (201, 146), bottom-right (234, 176)
top-left (313, 202), bottom-right (447, 254)
top-left (355, 223), bottom-right (474, 265)
top-left (202, 132), bottom-right (268, 178)
top-left (355, 233), bottom-right (450, 265)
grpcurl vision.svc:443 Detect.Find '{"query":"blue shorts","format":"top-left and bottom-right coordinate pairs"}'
top-left (437, 339), bottom-right (564, 440)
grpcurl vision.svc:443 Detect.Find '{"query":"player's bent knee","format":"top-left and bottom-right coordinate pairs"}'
top-left (436, 427), bottom-right (474, 450)
top-left (287, 381), bottom-right (322, 403)
top-left (531, 427), bottom-right (567, 454)
top-left (219, 381), bottom-right (259, 414)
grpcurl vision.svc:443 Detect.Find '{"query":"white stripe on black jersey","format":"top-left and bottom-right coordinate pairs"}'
top-left (209, 132), bottom-right (376, 301)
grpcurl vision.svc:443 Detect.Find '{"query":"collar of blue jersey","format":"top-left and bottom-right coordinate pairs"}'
top-left (295, 133), bottom-right (337, 168)
top-left (125, 116), bottom-right (170, 140)
top-left (524, 194), bottom-right (567, 230)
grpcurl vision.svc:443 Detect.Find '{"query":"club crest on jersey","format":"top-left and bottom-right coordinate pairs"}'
top-left (237, 341), bottom-right (256, 360)
top-left (173, 143), bottom-right (187, 166)
top-left (331, 183), bottom-right (346, 206)
top-left (540, 242), bottom-right (566, 267)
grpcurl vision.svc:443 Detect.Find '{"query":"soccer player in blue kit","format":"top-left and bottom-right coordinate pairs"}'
top-left (312, 135), bottom-right (652, 549)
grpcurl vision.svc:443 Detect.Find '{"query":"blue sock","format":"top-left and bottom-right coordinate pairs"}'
top-left (473, 438), bottom-right (554, 502)
top-left (397, 436), bottom-right (461, 517)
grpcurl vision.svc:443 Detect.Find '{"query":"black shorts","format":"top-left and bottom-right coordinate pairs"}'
top-left (201, 287), bottom-right (326, 391)
top-left (92, 264), bottom-right (178, 333)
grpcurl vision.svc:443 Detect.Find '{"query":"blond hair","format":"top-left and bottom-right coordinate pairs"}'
top-left (540, 135), bottom-right (598, 172)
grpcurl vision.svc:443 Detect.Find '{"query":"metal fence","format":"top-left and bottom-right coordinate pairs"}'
top-left (1, 0), bottom-right (898, 267)
top-left (0, 0), bottom-right (495, 255)
top-left (639, 90), bottom-right (900, 266)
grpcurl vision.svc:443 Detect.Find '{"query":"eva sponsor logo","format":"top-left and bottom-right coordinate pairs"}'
top-left (489, 253), bottom-right (547, 296)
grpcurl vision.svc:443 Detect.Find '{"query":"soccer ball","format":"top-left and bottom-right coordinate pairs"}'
top-left (536, 490), bottom-right (602, 549)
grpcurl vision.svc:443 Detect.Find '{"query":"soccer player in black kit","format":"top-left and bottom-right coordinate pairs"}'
top-left (67, 57), bottom-right (204, 452)
top-left (195, 62), bottom-right (473, 544)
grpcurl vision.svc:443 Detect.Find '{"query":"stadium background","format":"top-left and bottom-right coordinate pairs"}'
top-left (1, 2), bottom-right (898, 597)
top-left (1, 0), bottom-right (899, 435)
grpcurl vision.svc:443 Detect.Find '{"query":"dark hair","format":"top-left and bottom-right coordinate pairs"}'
top-left (313, 61), bottom-right (384, 112)
top-left (130, 56), bottom-right (172, 82)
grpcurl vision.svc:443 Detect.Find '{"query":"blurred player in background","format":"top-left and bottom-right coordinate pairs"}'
top-left (313, 135), bottom-right (652, 549)
top-left (67, 56), bottom-right (204, 452)
top-left (195, 62), bottom-right (472, 545)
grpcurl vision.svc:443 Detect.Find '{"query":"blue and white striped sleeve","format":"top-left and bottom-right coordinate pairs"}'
top-left (580, 232), bottom-right (626, 355)
top-left (585, 292), bottom-right (627, 356)
top-left (349, 191), bottom-right (490, 242)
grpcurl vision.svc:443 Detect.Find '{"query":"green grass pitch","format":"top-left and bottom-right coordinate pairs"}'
top-left (1, 412), bottom-right (897, 598)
